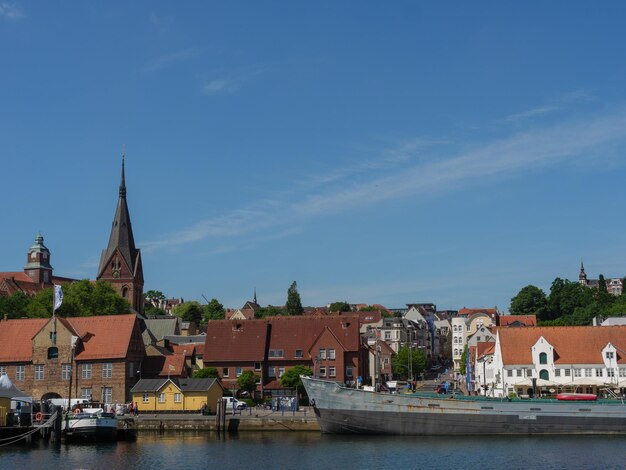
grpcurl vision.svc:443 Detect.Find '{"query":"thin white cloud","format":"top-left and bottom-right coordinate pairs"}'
top-left (140, 48), bottom-right (198, 74)
top-left (142, 105), bottom-right (626, 253)
top-left (0, 2), bottom-right (22, 19)
top-left (504, 106), bottom-right (560, 122)
top-left (202, 66), bottom-right (267, 96)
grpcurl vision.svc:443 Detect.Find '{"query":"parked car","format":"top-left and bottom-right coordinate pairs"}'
top-left (221, 396), bottom-right (247, 410)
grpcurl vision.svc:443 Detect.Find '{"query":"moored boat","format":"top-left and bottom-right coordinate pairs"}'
top-left (301, 376), bottom-right (626, 435)
top-left (62, 408), bottom-right (118, 441)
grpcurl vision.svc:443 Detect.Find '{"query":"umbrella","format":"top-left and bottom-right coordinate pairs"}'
top-left (0, 374), bottom-right (27, 399)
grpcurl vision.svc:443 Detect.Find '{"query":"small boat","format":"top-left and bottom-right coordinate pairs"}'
top-left (62, 407), bottom-right (118, 441)
top-left (556, 393), bottom-right (597, 401)
top-left (302, 376), bottom-right (626, 435)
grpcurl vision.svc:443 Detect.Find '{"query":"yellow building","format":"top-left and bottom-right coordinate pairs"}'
top-left (131, 378), bottom-right (224, 414)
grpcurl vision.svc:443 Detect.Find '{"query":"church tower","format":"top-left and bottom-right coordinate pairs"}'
top-left (579, 261), bottom-right (588, 286)
top-left (24, 233), bottom-right (53, 285)
top-left (97, 156), bottom-right (144, 313)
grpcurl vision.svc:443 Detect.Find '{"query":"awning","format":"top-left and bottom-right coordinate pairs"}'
top-left (513, 378), bottom-right (558, 387)
top-left (0, 374), bottom-right (27, 399)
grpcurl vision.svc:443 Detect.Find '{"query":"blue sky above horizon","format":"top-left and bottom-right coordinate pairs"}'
top-left (2, 2), bottom-right (626, 312)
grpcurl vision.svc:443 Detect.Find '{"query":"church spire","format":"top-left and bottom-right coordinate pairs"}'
top-left (119, 148), bottom-right (126, 198)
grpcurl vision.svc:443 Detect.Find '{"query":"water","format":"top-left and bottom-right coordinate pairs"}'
top-left (2, 432), bottom-right (626, 469)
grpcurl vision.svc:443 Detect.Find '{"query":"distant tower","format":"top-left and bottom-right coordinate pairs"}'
top-left (24, 234), bottom-right (53, 285)
top-left (97, 155), bottom-right (144, 313)
top-left (579, 261), bottom-right (588, 286)
top-left (253, 288), bottom-right (257, 305)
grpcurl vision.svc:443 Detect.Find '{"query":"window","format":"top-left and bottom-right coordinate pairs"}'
top-left (0, 366), bottom-right (6, 376)
top-left (585, 368), bottom-right (592, 377)
top-left (596, 368), bottom-right (603, 377)
top-left (384, 331), bottom-right (391, 340)
top-left (507, 369), bottom-right (513, 377)
top-left (539, 369), bottom-right (549, 380)
top-left (328, 349), bottom-right (336, 360)
top-left (526, 368), bottom-right (533, 377)
top-left (268, 367), bottom-right (276, 378)
top-left (555, 369), bottom-right (561, 377)
top-left (102, 363), bottom-right (113, 379)
top-left (158, 393), bottom-right (165, 403)
top-left (129, 362), bottom-right (135, 378)
top-left (383, 358), bottom-right (389, 365)
top-left (346, 366), bottom-right (354, 378)
top-left (81, 388), bottom-right (92, 401)
top-left (564, 369), bottom-right (571, 377)
top-left (222, 368), bottom-right (229, 378)
top-left (269, 349), bottom-right (284, 358)
top-left (254, 362), bottom-right (261, 371)
top-left (15, 365), bottom-right (25, 381)
top-left (574, 368), bottom-right (581, 377)
top-left (295, 349), bottom-right (303, 358)
top-left (236, 367), bottom-right (243, 377)
top-left (608, 369), bottom-right (615, 377)
top-left (620, 368), bottom-right (626, 378)
top-left (81, 363), bottom-right (92, 379)
top-left (35, 365), bottom-right (44, 381)
top-left (174, 393), bottom-right (182, 403)
top-left (278, 368), bottom-right (285, 378)
top-left (606, 351), bottom-right (615, 359)
top-left (516, 369), bottom-right (522, 377)
top-left (102, 387), bottom-right (112, 404)
top-left (329, 367), bottom-right (336, 377)
top-left (142, 393), bottom-right (149, 403)
top-left (47, 347), bottom-right (58, 360)
top-left (319, 349), bottom-right (326, 360)
top-left (539, 352), bottom-right (547, 364)
top-left (319, 366), bottom-right (326, 377)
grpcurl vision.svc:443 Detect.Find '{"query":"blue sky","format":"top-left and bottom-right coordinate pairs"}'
top-left (2, 2), bottom-right (626, 312)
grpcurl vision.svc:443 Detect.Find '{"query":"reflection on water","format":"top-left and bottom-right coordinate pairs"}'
top-left (2, 432), bottom-right (626, 469)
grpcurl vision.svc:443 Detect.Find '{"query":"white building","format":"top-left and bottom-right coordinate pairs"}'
top-left (484, 326), bottom-right (626, 398)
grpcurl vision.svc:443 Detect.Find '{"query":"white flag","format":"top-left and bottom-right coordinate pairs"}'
top-left (53, 284), bottom-right (63, 311)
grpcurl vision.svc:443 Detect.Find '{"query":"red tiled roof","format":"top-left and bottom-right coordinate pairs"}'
top-left (477, 342), bottom-right (495, 359)
top-left (204, 319), bottom-right (268, 362)
top-left (268, 314), bottom-right (361, 359)
top-left (499, 326), bottom-right (626, 365)
top-left (143, 353), bottom-right (187, 377)
top-left (66, 314), bottom-right (138, 360)
top-left (0, 318), bottom-right (48, 361)
top-left (195, 343), bottom-right (205, 357)
top-left (459, 307), bottom-right (497, 316)
top-left (171, 344), bottom-right (195, 358)
top-left (498, 315), bottom-right (537, 327)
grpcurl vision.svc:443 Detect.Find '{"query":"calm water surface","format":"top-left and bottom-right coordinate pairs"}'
top-left (2, 431), bottom-right (626, 469)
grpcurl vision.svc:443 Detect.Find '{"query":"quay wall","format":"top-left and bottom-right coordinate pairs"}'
top-left (135, 412), bottom-right (320, 432)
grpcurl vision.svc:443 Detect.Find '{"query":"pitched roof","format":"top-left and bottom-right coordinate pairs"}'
top-left (66, 314), bottom-right (137, 360)
top-left (204, 319), bottom-right (268, 362)
top-left (177, 377), bottom-right (222, 392)
top-left (142, 353), bottom-right (187, 377)
top-left (499, 326), bottom-right (626, 365)
top-left (498, 315), bottom-right (537, 327)
top-left (144, 318), bottom-right (180, 340)
top-left (131, 378), bottom-right (172, 393)
top-left (131, 377), bottom-right (222, 393)
top-left (0, 318), bottom-right (48, 361)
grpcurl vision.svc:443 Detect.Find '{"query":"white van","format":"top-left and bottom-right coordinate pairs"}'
top-left (221, 396), bottom-right (247, 410)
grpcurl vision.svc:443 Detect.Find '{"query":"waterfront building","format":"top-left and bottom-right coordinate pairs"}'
top-left (203, 314), bottom-right (367, 396)
top-left (0, 314), bottom-right (144, 404)
top-left (131, 377), bottom-right (224, 414)
top-left (452, 310), bottom-right (497, 371)
top-left (483, 325), bottom-right (626, 398)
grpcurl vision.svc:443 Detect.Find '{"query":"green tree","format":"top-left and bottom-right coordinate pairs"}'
top-left (145, 290), bottom-right (166, 301)
top-left (237, 370), bottom-right (260, 394)
top-left (510, 285), bottom-right (547, 315)
top-left (280, 365), bottom-right (313, 389)
top-left (255, 305), bottom-right (285, 318)
top-left (329, 301), bottom-right (351, 312)
top-left (459, 345), bottom-right (467, 375)
top-left (0, 291), bottom-right (31, 318)
top-left (172, 301), bottom-right (203, 324)
top-left (392, 346), bottom-right (426, 380)
top-left (193, 367), bottom-right (219, 378)
top-left (285, 281), bottom-right (304, 316)
top-left (204, 298), bottom-right (225, 321)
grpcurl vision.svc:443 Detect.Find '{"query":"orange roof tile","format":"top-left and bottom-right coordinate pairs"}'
top-left (0, 318), bottom-right (48, 362)
top-left (499, 326), bottom-right (626, 365)
top-left (499, 315), bottom-right (537, 327)
top-left (66, 314), bottom-right (138, 360)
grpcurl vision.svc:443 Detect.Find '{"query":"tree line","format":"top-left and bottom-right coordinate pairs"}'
top-left (510, 276), bottom-right (626, 326)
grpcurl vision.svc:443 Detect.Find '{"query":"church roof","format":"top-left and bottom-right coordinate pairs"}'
top-left (97, 157), bottom-right (140, 278)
